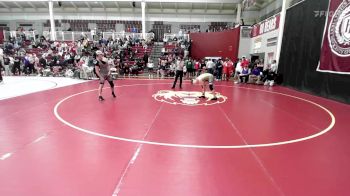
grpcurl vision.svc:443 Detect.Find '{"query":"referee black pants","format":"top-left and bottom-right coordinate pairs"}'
top-left (172, 70), bottom-right (183, 88)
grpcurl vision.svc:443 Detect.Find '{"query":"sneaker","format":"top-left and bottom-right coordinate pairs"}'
top-left (99, 96), bottom-right (105, 101)
top-left (198, 95), bottom-right (206, 98)
top-left (171, 86), bottom-right (175, 89)
top-left (211, 97), bottom-right (218, 101)
top-left (112, 92), bottom-right (116, 98)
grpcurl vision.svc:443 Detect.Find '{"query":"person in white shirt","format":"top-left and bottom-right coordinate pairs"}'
top-left (234, 60), bottom-right (243, 84)
top-left (191, 73), bottom-right (218, 100)
top-left (270, 60), bottom-right (278, 73)
top-left (6, 56), bottom-right (14, 76)
top-left (0, 59), bottom-right (3, 84)
top-left (169, 61), bottom-right (176, 77)
top-left (0, 48), bottom-right (4, 67)
top-left (263, 60), bottom-right (278, 86)
top-left (147, 60), bottom-right (155, 79)
top-left (65, 53), bottom-right (71, 60)
top-left (33, 54), bottom-right (40, 74)
top-left (80, 57), bottom-right (90, 79)
top-left (206, 59), bottom-right (215, 74)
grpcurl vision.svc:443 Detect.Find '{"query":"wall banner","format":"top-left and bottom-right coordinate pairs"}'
top-left (318, 0), bottom-right (350, 74)
top-left (250, 14), bottom-right (280, 38)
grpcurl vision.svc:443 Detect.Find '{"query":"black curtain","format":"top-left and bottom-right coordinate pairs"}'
top-left (278, 0), bottom-right (350, 104)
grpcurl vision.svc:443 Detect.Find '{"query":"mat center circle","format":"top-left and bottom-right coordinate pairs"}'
top-left (152, 90), bottom-right (227, 106)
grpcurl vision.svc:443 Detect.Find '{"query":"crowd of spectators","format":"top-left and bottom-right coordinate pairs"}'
top-left (233, 57), bottom-right (278, 86)
top-left (153, 36), bottom-right (278, 86)
top-left (0, 28), bottom-right (279, 87)
top-left (0, 30), bottom-right (154, 80)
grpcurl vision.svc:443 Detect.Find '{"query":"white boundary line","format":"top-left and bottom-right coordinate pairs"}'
top-left (0, 153), bottom-right (12, 160)
top-left (112, 103), bottom-right (164, 196)
top-left (218, 105), bottom-right (286, 195)
top-left (0, 132), bottom-right (51, 161)
top-left (0, 79), bottom-right (58, 101)
top-left (54, 83), bottom-right (336, 149)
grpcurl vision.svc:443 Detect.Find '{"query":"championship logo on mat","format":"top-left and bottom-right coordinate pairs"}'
top-left (152, 90), bottom-right (227, 106)
top-left (328, 0), bottom-right (350, 57)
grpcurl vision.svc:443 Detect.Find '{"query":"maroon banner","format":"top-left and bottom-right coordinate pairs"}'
top-left (318, 0), bottom-right (350, 74)
top-left (251, 14), bottom-right (280, 38)
top-left (0, 30), bottom-right (3, 44)
top-left (190, 28), bottom-right (240, 61)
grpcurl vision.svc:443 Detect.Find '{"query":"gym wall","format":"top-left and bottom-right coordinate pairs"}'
top-left (189, 28), bottom-right (240, 61)
top-left (278, 0), bottom-right (350, 104)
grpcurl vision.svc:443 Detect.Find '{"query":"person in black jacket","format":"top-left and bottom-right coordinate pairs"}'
top-left (12, 55), bottom-right (21, 75)
top-left (143, 53), bottom-right (149, 66)
top-left (0, 61), bottom-right (3, 84)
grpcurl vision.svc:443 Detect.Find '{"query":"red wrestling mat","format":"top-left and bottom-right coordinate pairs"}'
top-left (0, 79), bottom-right (349, 196)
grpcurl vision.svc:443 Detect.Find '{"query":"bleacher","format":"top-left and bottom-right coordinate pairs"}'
top-left (2, 26), bottom-right (156, 78)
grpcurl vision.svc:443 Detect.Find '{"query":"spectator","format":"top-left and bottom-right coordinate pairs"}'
top-left (263, 60), bottom-right (278, 86)
top-left (0, 47), bottom-right (3, 67)
top-left (248, 65), bottom-right (261, 84)
top-left (12, 54), bottom-right (21, 75)
top-left (194, 60), bottom-right (200, 77)
top-left (143, 52), bottom-right (149, 66)
top-left (147, 59), bottom-right (155, 79)
top-left (206, 59), bottom-right (215, 75)
top-left (239, 66), bottom-right (250, 83)
top-left (234, 59), bottom-right (243, 83)
top-left (0, 61), bottom-right (3, 84)
top-left (3, 54), bottom-right (11, 76)
top-left (185, 58), bottom-right (194, 79)
top-left (215, 59), bottom-right (223, 81)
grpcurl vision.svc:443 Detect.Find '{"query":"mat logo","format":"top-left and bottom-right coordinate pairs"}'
top-left (329, 0), bottom-right (350, 57)
top-left (152, 90), bottom-right (227, 106)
